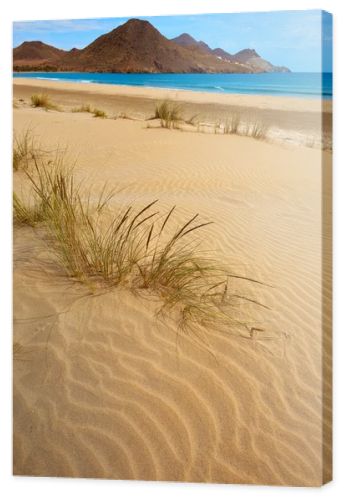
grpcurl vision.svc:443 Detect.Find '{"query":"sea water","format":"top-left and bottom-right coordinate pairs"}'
top-left (13, 72), bottom-right (332, 99)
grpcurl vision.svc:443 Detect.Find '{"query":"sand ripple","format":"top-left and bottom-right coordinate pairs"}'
top-left (13, 111), bottom-right (331, 485)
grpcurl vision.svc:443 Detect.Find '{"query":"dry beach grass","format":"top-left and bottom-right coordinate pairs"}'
top-left (13, 148), bottom-right (267, 338)
top-left (30, 92), bottom-right (60, 111)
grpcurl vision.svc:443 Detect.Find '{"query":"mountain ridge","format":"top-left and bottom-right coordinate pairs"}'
top-left (171, 33), bottom-right (289, 73)
top-left (13, 18), bottom-right (290, 73)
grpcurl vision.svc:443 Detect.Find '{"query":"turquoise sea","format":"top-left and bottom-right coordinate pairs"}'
top-left (13, 72), bottom-right (332, 99)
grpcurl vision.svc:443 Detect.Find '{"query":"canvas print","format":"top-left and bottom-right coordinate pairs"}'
top-left (12, 10), bottom-right (332, 486)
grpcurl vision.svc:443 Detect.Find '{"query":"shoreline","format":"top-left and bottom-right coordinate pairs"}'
top-left (12, 74), bottom-right (332, 102)
top-left (13, 77), bottom-right (331, 113)
top-left (13, 78), bottom-right (332, 149)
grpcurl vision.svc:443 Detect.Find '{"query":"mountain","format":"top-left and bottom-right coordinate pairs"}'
top-left (171, 33), bottom-right (202, 49)
top-left (171, 33), bottom-right (212, 55)
top-left (212, 47), bottom-right (236, 61)
top-left (13, 41), bottom-right (66, 69)
top-left (57, 19), bottom-right (256, 73)
top-left (172, 34), bottom-right (290, 73)
top-left (13, 18), bottom-right (290, 73)
top-left (233, 49), bottom-right (289, 73)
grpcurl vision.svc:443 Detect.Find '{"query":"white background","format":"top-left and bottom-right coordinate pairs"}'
top-left (1, 0), bottom-right (346, 498)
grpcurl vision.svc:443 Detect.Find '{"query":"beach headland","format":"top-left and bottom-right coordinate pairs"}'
top-left (13, 78), bottom-right (332, 484)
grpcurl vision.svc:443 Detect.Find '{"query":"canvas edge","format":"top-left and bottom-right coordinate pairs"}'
top-left (321, 9), bottom-right (333, 486)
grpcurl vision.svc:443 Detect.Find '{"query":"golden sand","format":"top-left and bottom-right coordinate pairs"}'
top-left (13, 82), bottom-right (332, 485)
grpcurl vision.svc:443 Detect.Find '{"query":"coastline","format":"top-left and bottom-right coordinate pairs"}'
top-left (13, 78), bottom-right (332, 149)
top-left (13, 77), bottom-right (331, 112)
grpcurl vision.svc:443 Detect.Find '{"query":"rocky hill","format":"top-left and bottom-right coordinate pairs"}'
top-left (172, 34), bottom-right (290, 73)
top-left (13, 18), bottom-right (290, 73)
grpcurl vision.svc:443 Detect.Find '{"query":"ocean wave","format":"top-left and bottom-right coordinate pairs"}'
top-left (36, 77), bottom-right (60, 81)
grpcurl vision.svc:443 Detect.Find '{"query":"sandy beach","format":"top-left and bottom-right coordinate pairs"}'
top-left (13, 80), bottom-right (332, 485)
top-left (13, 78), bottom-right (332, 149)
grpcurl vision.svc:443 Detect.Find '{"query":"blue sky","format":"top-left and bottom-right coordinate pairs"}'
top-left (13, 10), bottom-right (332, 72)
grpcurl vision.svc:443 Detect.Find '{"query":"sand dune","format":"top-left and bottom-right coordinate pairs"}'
top-left (13, 96), bottom-right (331, 484)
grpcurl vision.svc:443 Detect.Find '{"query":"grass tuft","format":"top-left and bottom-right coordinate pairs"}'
top-left (243, 121), bottom-right (268, 140)
top-left (154, 100), bottom-right (182, 129)
top-left (93, 108), bottom-right (107, 118)
top-left (72, 103), bottom-right (92, 113)
top-left (185, 113), bottom-right (199, 126)
top-left (117, 111), bottom-right (130, 119)
top-left (14, 152), bottom-right (268, 338)
top-left (71, 104), bottom-right (107, 118)
top-left (13, 129), bottom-right (38, 171)
top-left (13, 192), bottom-right (46, 226)
top-left (30, 93), bottom-right (60, 111)
top-left (223, 114), bottom-right (241, 135)
top-left (195, 116), bottom-right (268, 141)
